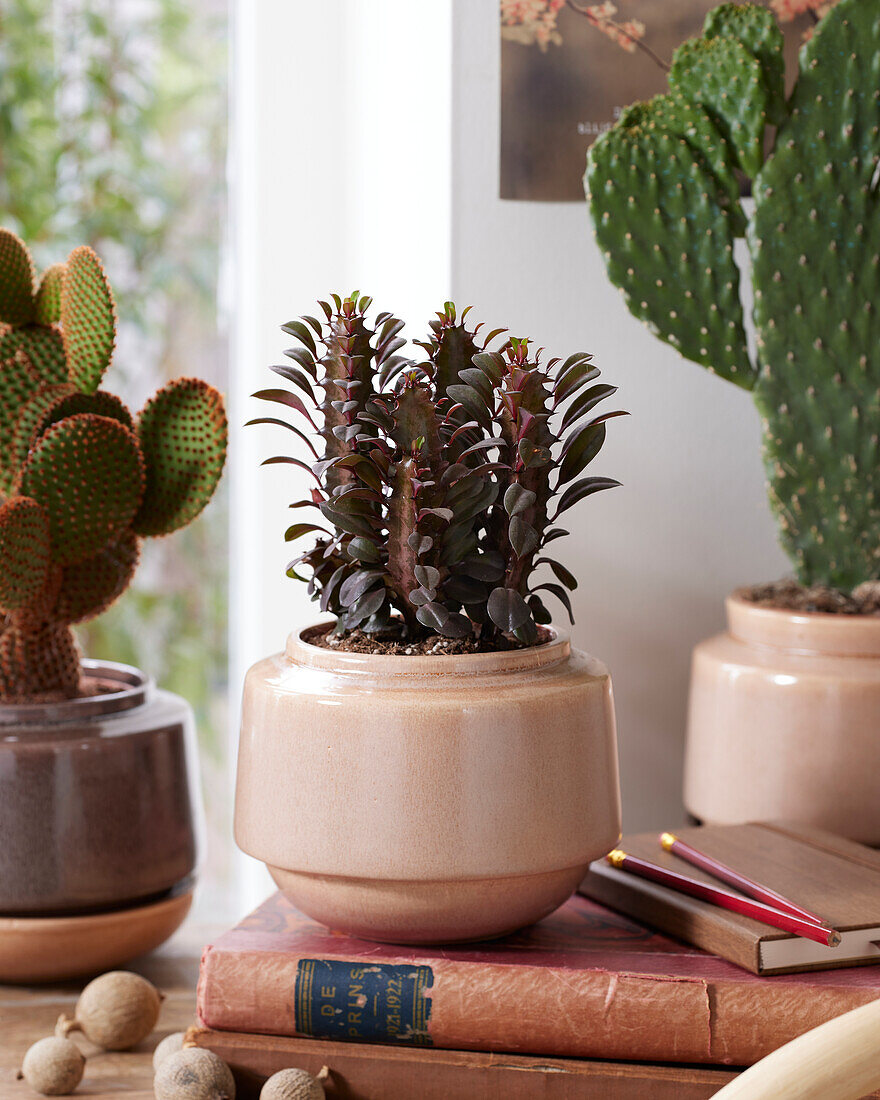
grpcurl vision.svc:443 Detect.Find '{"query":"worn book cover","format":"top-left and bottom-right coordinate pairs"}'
top-left (197, 888), bottom-right (880, 1066)
top-left (188, 1027), bottom-right (743, 1100)
top-left (581, 821), bottom-right (880, 975)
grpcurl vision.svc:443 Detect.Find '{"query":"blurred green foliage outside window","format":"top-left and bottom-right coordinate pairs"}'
top-left (0, 0), bottom-right (230, 902)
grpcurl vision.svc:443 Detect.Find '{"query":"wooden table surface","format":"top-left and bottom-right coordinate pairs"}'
top-left (0, 923), bottom-right (212, 1098)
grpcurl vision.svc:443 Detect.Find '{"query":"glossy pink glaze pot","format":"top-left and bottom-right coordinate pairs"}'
top-left (235, 625), bottom-right (621, 943)
top-left (685, 594), bottom-right (880, 843)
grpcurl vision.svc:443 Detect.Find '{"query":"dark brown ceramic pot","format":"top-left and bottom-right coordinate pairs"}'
top-left (0, 660), bottom-right (202, 916)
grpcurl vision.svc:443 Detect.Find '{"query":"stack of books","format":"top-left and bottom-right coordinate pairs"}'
top-left (193, 823), bottom-right (880, 1099)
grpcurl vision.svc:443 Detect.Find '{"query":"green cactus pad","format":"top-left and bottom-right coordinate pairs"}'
top-left (133, 378), bottom-right (227, 536)
top-left (61, 246), bottom-right (117, 394)
top-left (18, 413), bottom-right (145, 566)
top-left (0, 497), bottom-right (51, 612)
top-left (8, 383), bottom-right (76, 480)
top-left (0, 349), bottom-right (42, 494)
top-left (11, 386), bottom-right (133, 474)
top-left (0, 229), bottom-right (35, 325)
top-left (703, 4), bottom-right (785, 125)
top-left (38, 389), bottom-right (132, 437)
top-left (0, 324), bottom-right (67, 385)
top-left (617, 94), bottom-right (744, 233)
top-left (34, 263), bottom-right (65, 325)
top-left (55, 531), bottom-right (140, 624)
top-left (587, 116), bottom-right (752, 387)
top-left (0, 619), bottom-right (81, 699)
top-left (670, 33), bottom-right (769, 178)
top-left (750, 0), bottom-right (880, 588)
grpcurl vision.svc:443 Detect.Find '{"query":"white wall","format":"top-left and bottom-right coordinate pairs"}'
top-left (232, 0), bottom-right (790, 884)
top-left (230, 0), bottom-right (452, 909)
top-left (451, 0), bottom-right (789, 831)
top-left (232, 0), bottom-right (452, 681)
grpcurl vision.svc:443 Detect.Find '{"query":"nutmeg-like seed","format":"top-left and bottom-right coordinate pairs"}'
top-left (153, 1048), bottom-right (236, 1100)
top-left (153, 1031), bottom-right (188, 1071)
top-left (56, 970), bottom-right (162, 1050)
top-left (17, 1036), bottom-right (85, 1096)
top-left (259, 1066), bottom-right (329, 1100)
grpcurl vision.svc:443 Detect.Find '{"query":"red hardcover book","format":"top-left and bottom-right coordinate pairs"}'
top-left (197, 891), bottom-right (880, 1066)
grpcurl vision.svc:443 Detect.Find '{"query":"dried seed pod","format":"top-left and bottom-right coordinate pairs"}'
top-left (153, 1031), bottom-right (187, 1071)
top-left (57, 970), bottom-right (162, 1050)
top-left (259, 1066), bottom-right (329, 1100)
top-left (16, 1036), bottom-right (85, 1096)
top-left (153, 1048), bottom-right (236, 1100)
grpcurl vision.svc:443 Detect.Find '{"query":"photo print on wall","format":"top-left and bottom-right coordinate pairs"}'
top-left (500, 0), bottom-right (835, 201)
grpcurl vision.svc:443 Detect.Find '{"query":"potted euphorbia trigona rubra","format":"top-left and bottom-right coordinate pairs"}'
top-left (0, 229), bottom-right (226, 981)
top-left (236, 294), bottom-right (624, 944)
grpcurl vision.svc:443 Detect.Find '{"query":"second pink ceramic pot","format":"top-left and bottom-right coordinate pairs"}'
top-left (685, 593), bottom-right (880, 844)
top-left (235, 624), bottom-right (621, 943)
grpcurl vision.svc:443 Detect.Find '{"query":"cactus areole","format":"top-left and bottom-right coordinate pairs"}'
top-left (252, 295), bottom-right (625, 648)
top-left (0, 230), bottom-right (228, 701)
top-left (586, 0), bottom-right (880, 593)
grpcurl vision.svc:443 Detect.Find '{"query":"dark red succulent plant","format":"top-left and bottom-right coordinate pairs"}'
top-left (252, 294), bottom-right (624, 645)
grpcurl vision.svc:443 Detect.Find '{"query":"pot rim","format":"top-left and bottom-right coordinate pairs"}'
top-left (0, 659), bottom-right (152, 726)
top-left (727, 591), bottom-right (880, 657)
top-left (286, 621), bottom-right (571, 677)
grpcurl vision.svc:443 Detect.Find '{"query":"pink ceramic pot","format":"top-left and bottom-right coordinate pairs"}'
top-left (235, 625), bottom-right (621, 943)
top-left (685, 593), bottom-right (880, 844)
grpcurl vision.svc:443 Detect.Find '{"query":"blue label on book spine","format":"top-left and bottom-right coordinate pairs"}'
top-left (294, 959), bottom-right (433, 1045)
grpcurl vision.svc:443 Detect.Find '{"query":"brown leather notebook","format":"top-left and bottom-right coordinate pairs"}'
top-left (581, 821), bottom-right (880, 975)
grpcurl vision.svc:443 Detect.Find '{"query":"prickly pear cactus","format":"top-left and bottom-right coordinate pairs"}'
top-left (586, 0), bottom-right (880, 589)
top-left (0, 229), bottom-right (228, 700)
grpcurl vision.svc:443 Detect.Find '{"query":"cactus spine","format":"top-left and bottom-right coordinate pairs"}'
top-left (586, 0), bottom-right (880, 590)
top-left (0, 229), bottom-right (228, 700)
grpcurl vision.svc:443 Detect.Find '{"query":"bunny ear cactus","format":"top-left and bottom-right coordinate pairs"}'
top-left (0, 230), bottom-right (228, 701)
top-left (253, 295), bottom-right (623, 646)
top-left (586, 0), bottom-right (880, 591)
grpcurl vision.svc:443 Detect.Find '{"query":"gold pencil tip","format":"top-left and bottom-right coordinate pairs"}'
top-left (607, 849), bottom-right (627, 868)
top-left (829, 930), bottom-right (841, 948)
top-left (660, 832), bottom-right (677, 850)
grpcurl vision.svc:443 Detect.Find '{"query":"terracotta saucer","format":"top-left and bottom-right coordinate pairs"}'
top-left (0, 888), bottom-right (193, 984)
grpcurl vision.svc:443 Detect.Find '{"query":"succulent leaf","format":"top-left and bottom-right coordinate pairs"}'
top-left (61, 246), bottom-right (117, 394)
top-left (487, 587), bottom-right (531, 632)
top-left (133, 378), bottom-right (227, 537)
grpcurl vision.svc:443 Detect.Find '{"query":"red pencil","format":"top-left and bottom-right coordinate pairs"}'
top-left (606, 849), bottom-right (841, 948)
top-left (659, 832), bottom-right (827, 927)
